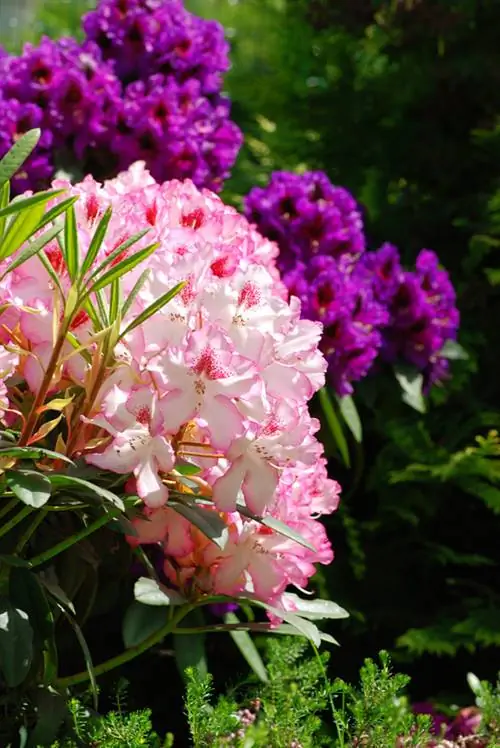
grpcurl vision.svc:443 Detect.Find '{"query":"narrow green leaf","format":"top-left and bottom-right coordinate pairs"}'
top-left (250, 599), bottom-right (322, 647)
top-left (121, 268), bottom-right (151, 320)
top-left (0, 224), bottom-right (63, 280)
top-left (0, 201), bottom-right (47, 260)
top-left (318, 387), bottom-right (350, 467)
top-left (80, 205), bottom-right (112, 278)
top-left (63, 204), bottom-right (79, 280)
top-left (56, 603), bottom-right (98, 708)
top-left (34, 195), bottom-right (79, 234)
top-left (235, 504), bottom-right (316, 552)
top-left (38, 249), bottom-right (65, 298)
top-left (0, 598), bottom-right (34, 687)
top-left (109, 278), bottom-right (121, 324)
top-left (120, 281), bottom-right (185, 339)
top-left (88, 241), bottom-right (160, 295)
top-left (394, 364), bottom-right (426, 413)
top-left (122, 601), bottom-right (167, 649)
top-left (94, 288), bottom-right (109, 327)
top-left (175, 462), bottom-right (202, 477)
top-left (0, 555), bottom-right (31, 568)
top-left (0, 182), bottom-right (10, 239)
top-left (0, 130), bottom-right (40, 189)
top-left (225, 612), bottom-right (268, 682)
top-left (87, 228), bottom-right (150, 282)
top-left (48, 474), bottom-right (124, 511)
top-left (271, 624), bottom-right (339, 646)
top-left (0, 446), bottom-right (73, 464)
top-left (170, 499), bottom-right (229, 549)
top-left (337, 394), bottom-right (362, 443)
top-left (282, 593), bottom-right (349, 621)
top-left (134, 577), bottom-right (186, 606)
top-left (6, 470), bottom-right (52, 508)
top-left (0, 189), bottom-right (64, 220)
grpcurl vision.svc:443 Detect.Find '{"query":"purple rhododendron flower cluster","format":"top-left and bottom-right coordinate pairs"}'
top-left (0, 0), bottom-right (242, 194)
top-left (245, 171), bottom-right (460, 395)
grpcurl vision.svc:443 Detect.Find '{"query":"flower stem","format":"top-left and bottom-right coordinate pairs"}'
top-left (55, 603), bottom-right (194, 688)
top-left (18, 330), bottom-right (68, 446)
top-left (0, 505), bottom-right (33, 540)
top-left (29, 509), bottom-right (120, 568)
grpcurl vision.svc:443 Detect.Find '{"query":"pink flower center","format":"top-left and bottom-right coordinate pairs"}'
top-left (238, 281), bottom-right (261, 309)
top-left (45, 244), bottom-right (66, 275)
top-left (85, 195), bottom-right (100, 224)
top-left (70, 309), bottom-right (90, 331)
top-left (135, 406), bottom-right (151, 425)
top-left (210, 255), bottom-right (236, 278)
top-left (192, 346), bottom-right (233, 380)
top-left (181, 208), bottom-right (205, 230)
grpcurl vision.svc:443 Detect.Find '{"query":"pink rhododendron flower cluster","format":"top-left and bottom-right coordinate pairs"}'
top-left (0, 162), bottom-right (340, 613)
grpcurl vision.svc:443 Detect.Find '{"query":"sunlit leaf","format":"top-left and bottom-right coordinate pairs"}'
top-left (282, 593), bottom-right (349, 621)
top-left (0, 446), bottom-right (73, 464)
top-left (439, 339), bottom-right (469, 360)
top-left (80, 205), bottom-right (112, 278)
top-left (87, 228), bottom-right (150, 282)
top-left (48, 474), bottom-right (124, 511)
top-left (394, 364), bottom-right (426, 413)
top-left (28, 414), bottom-right (63, 444)
top-left (170, 498), bottom-right (228, 549)
top-left (87, 241), bottom-right (159, 295)
top-left (337, 394), bottom-right (362, 443)
top-left (121, 268), bottom-right (151, 320)
top-left (236, 504), bottom-right (316, 551)
top-left (134, 577), bottom-right (186, 606)
top-left (0, 223), bottom-right (63, 279)
top-left (6, 470), bottom-right (52, 508)
top-left (63, 203), bottom-right (79, 280)
top-left (0, 189), bottom-right (64, 220)
top-left (0, 129), bottom-right (40, 189)
top-left (120, 281), bottom-right (186, 339)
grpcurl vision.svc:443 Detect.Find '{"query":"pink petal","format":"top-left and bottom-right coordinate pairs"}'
top-left (201, 394), bottom-right (243, 450)
top-left (135, 456), bottom-right (168, 508)
top-left (212, 456), bottom-right (247, 512)
top-left (243, 459), bottom-right (279, 515)
top-left (161, 388), bottom-right (197, 434)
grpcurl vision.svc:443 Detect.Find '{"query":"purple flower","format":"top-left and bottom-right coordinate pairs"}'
top-left (285, 255), bottom-right (388, 395)
top-left (376, 249), bottom-right (460, 388)
top-left (0, 2), bottom-right (241, 194)
top-left (83, 0), bottom-right (229, 93)
top-left (244, 171), bottom-right (366, 272)
top-left (209, 602), bottom-right (239, 618)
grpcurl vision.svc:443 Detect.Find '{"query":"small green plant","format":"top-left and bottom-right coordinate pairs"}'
top-left (468, 672), bottom-right (500, 743)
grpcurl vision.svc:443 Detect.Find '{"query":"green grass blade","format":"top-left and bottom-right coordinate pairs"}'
top-left (120, 281), bottom-right (185, 339)
top-left (0, 130), bottom-right (40, 189)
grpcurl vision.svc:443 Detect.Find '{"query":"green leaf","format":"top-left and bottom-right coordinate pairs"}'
top-left (120, 281), bottom-right (186, 339)
top-left (34, 195), bottom-right (79, 234)
top-left (394, 364), bottom-right (426, 413)
top-left (121, 268), bottom-right (151, 320)
top-left (282, 593), bottom-right (349, 621)
top-left (0, 190), bottom-right (64, 221)
top-left (170, 499), bottom-right (228, 549)
top-left (0, 200), bottom-right (47, 260)
top-left (173, 609), bottom-right (207, 681)
top-left (0, 223), bottom-right (63, 279)
top-left (337, 394), bottom-right (362, 443)
top-left (80, 205), bottom-right (112, 278)
top-left (26, 686), bottom-right (67, 748)
top-left (0, 446), bottom-right (74, 464)
top-left (0, 555), bottom-right (31, 568)
top-left (134, 577), bottom-right (186, 607)
top-left (250, 599), bottom-right (322, 647)
top-left (224, 612), bottom-right (268, 682)
top-left (271, 624), bottom-right (339, 646)
top-left (109, 278), bottom-right (121, 323)
top-left (0, 182), bottom-right (10, 239)
top-left (48, 474), bottom-right (124, 511)
top-left (439, 339), bottom-right (469, 360)
top-left (6, 470), bottom-right (52, 508)
top-left (0, 597), bottom-right (34, 687)
top-left (235, 504), bottom-right (316, 552)
top-left (318, 387), bottom-right (350, 467)
top-left (175, 462), bottom-right (202, 477)
top-left (122, 601), bottom-right (167, 649)
top-left (63, 203), bottom-right (79, 280)
top-left (87, 241), bottom-right (160, 295)
top-left (0, 130), bottom-right (40, 189)
top-left (10, 567), bottom-right (54, 646)
top-left (87, 228), bottom-right (150, 282)
top-left (56, 602), bottom-right (98, 708)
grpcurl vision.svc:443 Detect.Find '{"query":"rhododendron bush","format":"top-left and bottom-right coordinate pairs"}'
top-left (0, 131), bottom-right (346, 708)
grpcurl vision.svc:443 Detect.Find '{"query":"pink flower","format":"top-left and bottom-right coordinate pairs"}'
top-left (86, 387), bottom-right (175, 507)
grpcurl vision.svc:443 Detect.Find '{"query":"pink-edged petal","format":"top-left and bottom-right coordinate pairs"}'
top-left (212, 456), bottom-right (248, 512)
top-left (201, 394), bottom-right (244, 450)
top-left (213, 555), bottom-right (247, 596)
top-left (242, 459), bottom-right (279, 515)
top-left (151, 435), bottom-right (175, 472)
top-left (161, 388), bottom-right (197, 434)
top-left (135, 456), bottom-right (168, 508)
top-left (163, 508), bottom-right (195, 557)
top-left (86, 438), bottom-right (137, 474)
top-left (249, 555), bottom-right (284, 601)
